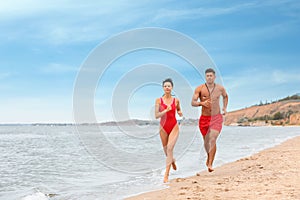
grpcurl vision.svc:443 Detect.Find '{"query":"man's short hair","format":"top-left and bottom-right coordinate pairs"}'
top-left (205, 68), bottom-right (215, 74)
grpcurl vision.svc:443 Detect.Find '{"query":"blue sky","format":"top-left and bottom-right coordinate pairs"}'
top-left (1, 0), bottom-right (300, 123)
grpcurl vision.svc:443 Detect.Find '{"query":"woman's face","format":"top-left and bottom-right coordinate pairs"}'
top-left (163, 82), bottom-right (173, 94)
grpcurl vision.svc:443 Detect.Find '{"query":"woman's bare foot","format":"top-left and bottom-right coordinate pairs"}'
top-left (172, 159), bottom-right (177, 170)
top-left (163, 174), bottom-right (169, 183)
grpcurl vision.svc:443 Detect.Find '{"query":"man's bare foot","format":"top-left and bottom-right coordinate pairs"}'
top-left (207, 165), bottom-right (214, 172)
top-left (206, 155), bottom-right (214, 172)
top-left (172, 160), bottom-right (177, 170)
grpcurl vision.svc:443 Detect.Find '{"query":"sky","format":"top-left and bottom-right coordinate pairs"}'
top-left (1, 0), bottom-right (300, 123)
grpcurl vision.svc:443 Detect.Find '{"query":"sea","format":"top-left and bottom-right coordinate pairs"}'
top-left (0, 124), bottom-right (300, 200)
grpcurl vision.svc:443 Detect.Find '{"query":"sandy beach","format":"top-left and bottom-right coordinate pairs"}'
top-left (127, 136), bottom-right (300, 200)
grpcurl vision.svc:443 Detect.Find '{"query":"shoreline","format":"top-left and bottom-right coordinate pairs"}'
top-left (126, 136), bottom-right (300, 200)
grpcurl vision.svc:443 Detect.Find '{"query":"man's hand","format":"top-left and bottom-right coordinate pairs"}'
top-left (202, 99), bottom-right (211, 109)
top-left (222, 107), bottom-right (227, 115)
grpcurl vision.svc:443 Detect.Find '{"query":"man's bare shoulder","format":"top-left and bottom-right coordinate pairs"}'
top-left (195, 84), bottom-right (205, 91)
top-left (216, 84), bottom-right (225, 90)
top-left (216, 84), bottom-right (228, 96)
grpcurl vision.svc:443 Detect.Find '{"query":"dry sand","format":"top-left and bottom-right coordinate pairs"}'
top-left (126, 136), bottom-right (300, 200)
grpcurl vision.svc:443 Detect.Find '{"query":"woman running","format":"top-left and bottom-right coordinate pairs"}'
top-left (155, 78), bottom-right (183, 183)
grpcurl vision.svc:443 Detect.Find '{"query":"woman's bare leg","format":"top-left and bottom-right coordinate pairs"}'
top-left (159, 127), bottom-right (168, 156)
top-left (163, 125), bottom-right (179, 182)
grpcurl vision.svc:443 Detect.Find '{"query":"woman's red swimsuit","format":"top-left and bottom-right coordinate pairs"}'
top-left (159, 97), bottom-right (177, 134)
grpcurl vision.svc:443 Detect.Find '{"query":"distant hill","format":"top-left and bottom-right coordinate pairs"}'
top-left (99, 118), bottom-right (198, 126)
top-left (100, 119), bottom-right (159, 126)
top-left (225, 94), bottom-right (300, 126)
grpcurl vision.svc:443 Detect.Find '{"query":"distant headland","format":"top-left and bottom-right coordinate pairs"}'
top-left (224, 94), bottom-right (300, 126)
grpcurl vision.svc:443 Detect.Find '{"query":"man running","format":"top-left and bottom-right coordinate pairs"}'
top-left (191, 68), bottom-right (228, 172)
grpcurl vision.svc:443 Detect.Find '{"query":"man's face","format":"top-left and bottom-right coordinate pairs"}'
top-left (205, 72), bottom-right (215, 84)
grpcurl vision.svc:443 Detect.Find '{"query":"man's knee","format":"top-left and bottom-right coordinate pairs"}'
top-left (208, 137), bottom-right (217, 146)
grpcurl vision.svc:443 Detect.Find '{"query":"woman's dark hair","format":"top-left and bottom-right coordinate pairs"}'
top-left (162, 78), bottom-right (174, 87)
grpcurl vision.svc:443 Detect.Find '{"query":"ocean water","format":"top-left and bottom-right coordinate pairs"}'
top-left (0, 124), bottom-right (299, 200)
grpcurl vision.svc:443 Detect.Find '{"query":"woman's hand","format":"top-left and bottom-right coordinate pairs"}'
top-left (165, 105), bottom-right (172, 112)
top-left (177, 110), bottom-right (183, 117)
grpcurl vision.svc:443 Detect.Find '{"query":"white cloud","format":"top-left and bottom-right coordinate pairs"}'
top-left (152, 2), bottom-right (256, 22)
top-left (272, 69), bottom-right (300, 84)
top-left (40, 63), bottom-right (78, 74)
top-left (0, 1), bottom-right (129, 20)
top-left (1, 0), bottom-right (299, 45)
top-left (0, 0), bottom-right (47, 19)
top-left (222, 67), bottom-right (300, 110)
top-left (0, 1), bottom-right (153, 44)
top-left (224, 67), bottom-right (300, 90)
top-left (35, 21), bottom-right (111, 44)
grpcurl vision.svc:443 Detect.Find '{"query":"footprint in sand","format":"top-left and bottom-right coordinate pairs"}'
top-left (176, 178), bottom-right (185, 182)
top-left (196, 186), bottom-right (205, 192)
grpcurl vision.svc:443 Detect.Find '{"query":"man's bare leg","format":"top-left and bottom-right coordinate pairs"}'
top-left (204, 135), bottom-right (214, 172)
top-left (203, 135), bottom-right (209, 167)
top-left (207, 144), bottom-right (216, 172)
top-left (204, 129), bottom-right (219, 172)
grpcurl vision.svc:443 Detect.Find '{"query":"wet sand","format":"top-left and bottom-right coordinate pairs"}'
top-left (126, 136), bottom-right (300, 200)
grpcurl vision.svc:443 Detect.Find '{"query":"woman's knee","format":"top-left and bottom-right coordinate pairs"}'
top-left (166, 146), bottom-right (174, 154)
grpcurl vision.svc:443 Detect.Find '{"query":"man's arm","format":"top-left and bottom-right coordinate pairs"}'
top-left (221, 87), bottom-right (228, 114)
top-left (191, 86), bottom-right (202, 107)
top-left (176, 98), bottom-right (183, 117)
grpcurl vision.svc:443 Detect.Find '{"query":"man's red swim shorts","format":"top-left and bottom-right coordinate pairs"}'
top-left (199, 114), bottom-right (223, 136)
